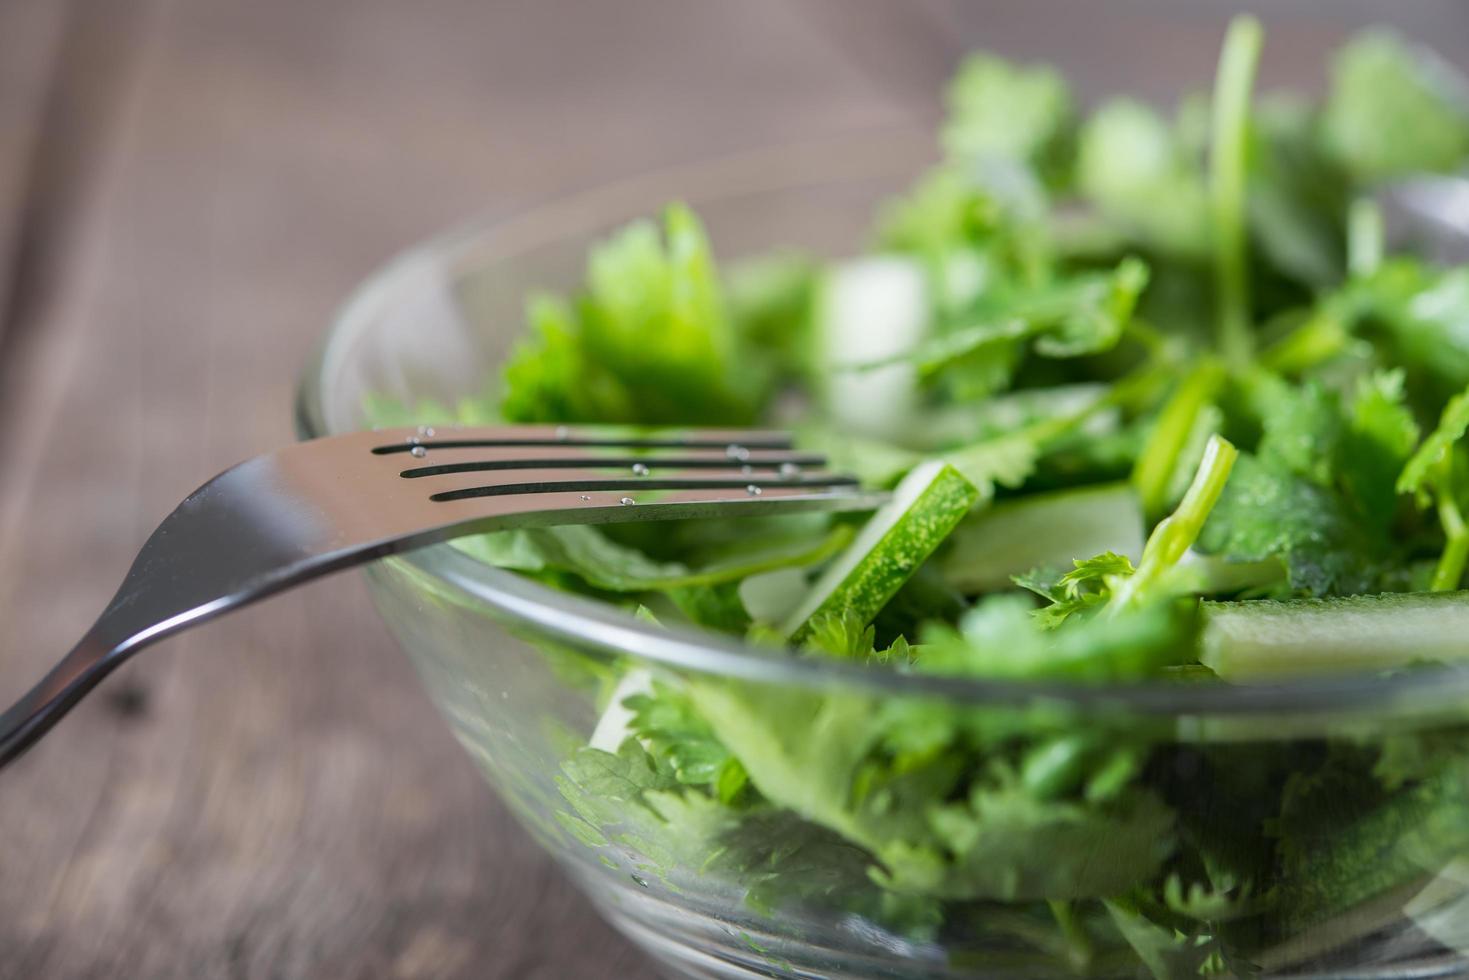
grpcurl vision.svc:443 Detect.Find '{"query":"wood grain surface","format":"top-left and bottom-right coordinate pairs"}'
top-left (0, 3), bottom-right (1463, 978)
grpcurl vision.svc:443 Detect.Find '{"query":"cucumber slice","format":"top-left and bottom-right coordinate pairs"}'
top-left (1173, 551), bottom-right (1286, 595)
top-left (1406, 858), bottom-right (1469, 956)
top-left (782, 461), bottom-right (979, 642)
top-left (941, 481), bottom-right (1144, 593)
top-left (816, 256), bottom-right (928, 440)
top-left (1202, 591), bottom-right (1469, 680)
top-left (739, 567), bottom-right (809, 626)
top-left (588, 668), bottom-right (655, 752)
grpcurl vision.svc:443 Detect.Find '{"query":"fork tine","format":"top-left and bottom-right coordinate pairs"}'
top-left (370, 425), bottom-right (794, 455)
top-left (395, 447), bottom-right (826, 479)
top-left (428, 481), bottom-right (885, 528)
top-left (420, 468), bottom-right (859, 502)
top-left (371, 423), bottom-right (852, 503)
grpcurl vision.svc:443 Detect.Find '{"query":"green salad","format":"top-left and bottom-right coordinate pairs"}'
top-left (372, 19), bottom-right (1469, 977)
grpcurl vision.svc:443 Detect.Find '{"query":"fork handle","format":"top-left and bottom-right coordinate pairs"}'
top-left (0, 627), bottom-right (120, 767)
top-left (0, 426), bottom-right (884, 769)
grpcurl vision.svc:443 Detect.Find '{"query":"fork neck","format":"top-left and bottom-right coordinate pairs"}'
top-left (0, 624), bottom-right (124, 767)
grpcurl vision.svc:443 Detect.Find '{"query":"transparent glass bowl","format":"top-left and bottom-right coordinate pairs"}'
top-left (296, 128), bottom-right (1469, 979)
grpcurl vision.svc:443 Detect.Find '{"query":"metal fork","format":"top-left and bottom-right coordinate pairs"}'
top-left (0, 424), bottom-right (883, 767)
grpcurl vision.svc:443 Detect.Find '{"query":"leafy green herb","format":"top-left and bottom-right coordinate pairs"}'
top-left (942, 53), bottom-right (1075, 187)
top-left (1400, 385), bottom-right (1469, 590)
top-left (369, 17), bottom-right (1469, 977)
top-left (1321, 31), bottom-right (1469, 183)
top-left (501, 203), bottom-right (763, 425)
top-left (1198, 453), bottom-right (1383, 595)
top-left (1209, 15), bottom-right (1263, 365)
top-left (1077, 95), bottom-right (1212, 261)
top-left (782, 461), bottom-right (979, 642)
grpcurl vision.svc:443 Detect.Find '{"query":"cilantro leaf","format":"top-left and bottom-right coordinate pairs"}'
top-left (878, 783), bottom-right (1175, 902)
top-left (1197, 453), bottom-right (1384, 595)
top-left (558, 740), bottom-right (932, 931)
top-left (1247, 96), bottom-right (1351, 290)
top-left (556, 740), bottom-right (683, 852)
top-left (453, 521), bottom-right (850, 594)
top-left (1399, 384), bottom-right (1469, 500)
top-left (858, 257), bottom-right (1149, 381)
top-left (500, 294), bottom-right (633, 424)
top-left (877, 166), bottom-right (996, 256)
top-left (1013, 553), bottom-right (1133, 628)
top-left (1353, 261), bottom-right (1469, 401)
top-left (799, 611), bottom-right (878, 659)
top-left (1255, 379), bottom-right (1343, 487)
top-left (1077, 99), bottom-right (1211, 261)
top-left (1342, 369), bottom-right (1420, 529)
top-left (1398, 383), bottom-right (1469, 590)
top-left (667, 582), bottom-right (752, 634)
top-left (940, 429), bottom-right (1043, 502)
top-left (501, 204), bottom-right (765, 425)
top-left (687, 680), bottom-right (883, 844)
top-left (1321, 30), bottom-right (1469, 183)
top-left (625, 681), bottom-right (744, 793)
top-left (937, 380), bottom-right (1135, 503)
top-left (724, 249), bottom-right (818, 376)
top-left (1104, 898), bottom-right (1226, 980)
top-left (942, 53), bottom-right (1075, 186)
top-left (1194, 379), bottom-right (1405, 596)
top-left (915, 593), bottom-right (1195, 681)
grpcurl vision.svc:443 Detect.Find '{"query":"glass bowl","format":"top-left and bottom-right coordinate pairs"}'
top-left (296, 127), bottom-right (1469, 979)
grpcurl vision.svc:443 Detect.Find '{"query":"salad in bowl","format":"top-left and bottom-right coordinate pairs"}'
top-left (306, 17), bottom-right (1469, 978)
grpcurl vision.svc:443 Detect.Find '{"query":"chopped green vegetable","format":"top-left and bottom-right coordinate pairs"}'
top-left (1322, 30), bottom-right (1469, 183)
top-left (501, 203), bottom-right (763, 425)
top-left (1077, 99), bottom-right (1211, 261)
top-left (1110, 434), bottom-right (1238, 614)
top-left (941, 482), bottom-right (1144, 593)
top-left (1209, 15), bottom-right (1263, 366)
top-left (1197, 452), bottom-right (1386, 596)
top-left (1132, 360), bottom-right (1226, 520)
top-left (369, 17), bottom-right (1469, 977)
top-left (780, 461), bottom-right (979, 643)
top-left (815, 256), bottom-right (929, 439)
top-left (1399, 385), bottom-right (1469, 590)
top-left (1202, 590), bottom-right (1469, 679)
top-left (942, 53), bottom-right (1075, 187)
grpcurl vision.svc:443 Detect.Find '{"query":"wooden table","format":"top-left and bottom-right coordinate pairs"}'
top-left (0, 3), bottom-right (1462, 977)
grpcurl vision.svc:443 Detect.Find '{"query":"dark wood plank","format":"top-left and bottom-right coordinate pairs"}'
top-left (0, 2), bottom-right (920, 977)
top-left (0, 0), bottom-right (71, 347)
top-left (792, 0), bottom-right (962, 106)
top-left (917, 0), bottom-right (1468, 101)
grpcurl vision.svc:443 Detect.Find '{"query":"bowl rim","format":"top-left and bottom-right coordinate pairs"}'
top-left (296, 125), bottom-right (1469, 718)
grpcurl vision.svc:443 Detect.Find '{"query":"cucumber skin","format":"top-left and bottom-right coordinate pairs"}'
top-left (786, 463), bottom-right (979, 644)
top-left (1202, 590), bottom-right (1469, 680)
